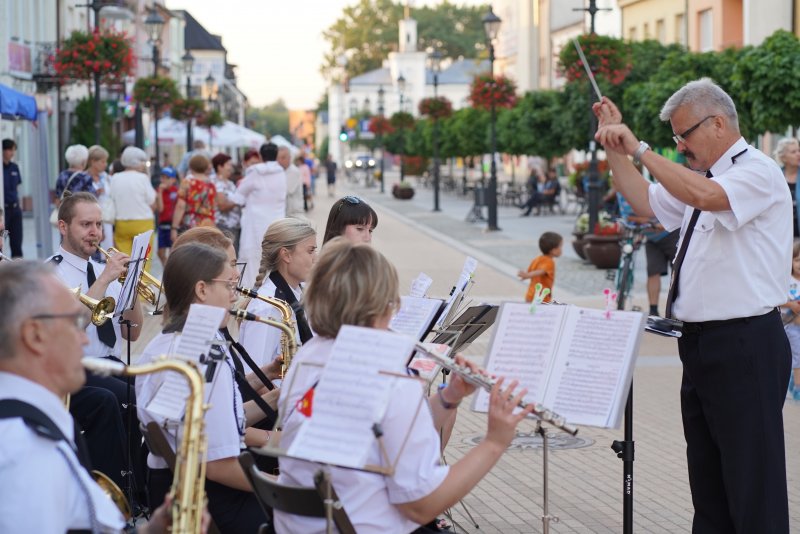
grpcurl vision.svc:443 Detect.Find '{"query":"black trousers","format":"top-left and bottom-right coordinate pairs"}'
top-left (678, 309), bottom-right (790, 533)
top-left (4, 204), bottom-right (23, 257)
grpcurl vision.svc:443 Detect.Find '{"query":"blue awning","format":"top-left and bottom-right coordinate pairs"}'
top-left (0, 83), bottom-right (37, 121)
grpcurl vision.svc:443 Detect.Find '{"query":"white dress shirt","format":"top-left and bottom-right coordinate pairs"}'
top-left (649, 138), bottom-right (793, 321)
top-left (284, 164), bottom-right (305, 218)
top-left (275, 337), bottom-right (450, 534)
top-left (0, 373), bottom-right (125, 533)
top-left (108, 170), bottom-right (155, 220)
top-left (50, 246), bottom-right (125, 357)
top-left (135, 331), bottom-right (245, 469)
top-left (238, 279), bottom-right (301, 368)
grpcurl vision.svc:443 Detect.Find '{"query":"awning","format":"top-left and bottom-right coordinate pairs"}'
top-left (0, 84), bottom-right (37, 121)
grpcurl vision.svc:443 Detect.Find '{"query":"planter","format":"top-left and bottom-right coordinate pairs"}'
top-left (392, 187), bottom-right (415, 200)
top-left (572, 232), bottom-right (588, 260)
top-left (583, 234), bottom-right (622, 269)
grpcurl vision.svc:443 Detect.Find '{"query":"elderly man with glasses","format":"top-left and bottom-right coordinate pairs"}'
top-left (594, 78), bottom-right (792, 533)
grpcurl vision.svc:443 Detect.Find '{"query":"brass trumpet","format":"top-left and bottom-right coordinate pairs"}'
top-left (96, 245), bottom-right (163, 306)
top-left (70, 286), bottom-right (115, 326)
top-left (230, 308), bottom-right (297, 378)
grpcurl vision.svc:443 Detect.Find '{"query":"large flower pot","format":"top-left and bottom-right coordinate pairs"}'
top-left (583, 234), bottom-right (622, 269)
top-left (572, 232), bottom-right (588, 260)
top-left (392, 187), bottom-right (415, 200)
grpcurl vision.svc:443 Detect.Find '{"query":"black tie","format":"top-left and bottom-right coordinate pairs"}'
top-left (87, 262), bottom-right (117, 348)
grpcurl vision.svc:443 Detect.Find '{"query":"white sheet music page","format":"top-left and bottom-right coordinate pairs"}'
top-left (115, 229), bottom-right (153, 313)
top-left (544, 308), bottom-right (643, 428)
top-left (436, 257), bottom-right (477, 328)
top-left (145, 304), bottom-right (226, 421)
top-left (472, 302), bottom-right (566, 415)
top-left (408, 342), bottom-right (450, 383)
top-left (409, 273), bottom-right (433, 298)
top-left (287, 326), bottom-right (416, 469)
top-left (390, 296), bottom-right (443, 340)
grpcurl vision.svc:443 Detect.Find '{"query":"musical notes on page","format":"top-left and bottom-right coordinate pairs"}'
top-left (409, 272), bottom-right (433, 298)
top-left (390, 296), bottom-right (443, 340)
top-left (116, 229), bottom-right (153, 313)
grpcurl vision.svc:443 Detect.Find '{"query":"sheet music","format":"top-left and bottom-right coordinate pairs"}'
top-left (145, 372), bottom-right (191, 420)
top-left (390, 296), bottom-right (443, 340)
top-left (287, 326), bottom-right (415, 468)
top-left (409, 273), bottom-right (433, 298)
top-left (408, 342), bottom-right (450, 383)
top-left (115, 229), bottom-right (153, 313)
top-left (435, 257), bottom-right (477, 328)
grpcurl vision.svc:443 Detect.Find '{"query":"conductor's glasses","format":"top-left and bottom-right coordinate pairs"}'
top-left (31, 312), bottom-right (92, 331)
top-left (672, 115), bottom-right (715, 145)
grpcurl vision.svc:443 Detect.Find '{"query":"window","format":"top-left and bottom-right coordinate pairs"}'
top-left (629, 27), bottom-right (637, 41)
top-left (656, 19), bottom-right (666, 43)
top-left (699, 9), bottom-right (713, 52)
top-left (643, 22), bottom-right (650, 39)
top-left (675, 13), bottom-right (686, 45)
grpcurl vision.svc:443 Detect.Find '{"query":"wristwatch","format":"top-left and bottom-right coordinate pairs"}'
top-left (633, 140), bottom-right (650, 166)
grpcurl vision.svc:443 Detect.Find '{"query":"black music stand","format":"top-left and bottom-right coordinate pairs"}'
top-left (431, 304), bottom-right (498, 353)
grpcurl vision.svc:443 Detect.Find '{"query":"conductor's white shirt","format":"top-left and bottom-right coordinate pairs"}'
top-left (135, 330), bottom-right (245, 469)
top-left (649, 137), bottom-right (792, 322)
top-left (238, 278), bottom-right (301, 368)
top-left (275, 337), bottom-right (450, 534)
top-left (49, 246), bottom-right (125, 357)
top-left (0, 373), bottom-right (125, 533)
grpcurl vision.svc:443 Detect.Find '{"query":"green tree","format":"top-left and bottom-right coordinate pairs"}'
top-left (246, 99), bottom-right (291, 139)
top-left (71, 97), bottom-right (120, 156)
top-left (451, 107), bottom-right (488, 159)
top-left (515, 89), bottom-right (570, 159)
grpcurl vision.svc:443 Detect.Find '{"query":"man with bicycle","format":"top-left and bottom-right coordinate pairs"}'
top-left (594, 78), bottom-right (792, 533)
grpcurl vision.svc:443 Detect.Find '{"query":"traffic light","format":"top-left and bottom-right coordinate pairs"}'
top-left (339, 127), bottom-right (349, 142)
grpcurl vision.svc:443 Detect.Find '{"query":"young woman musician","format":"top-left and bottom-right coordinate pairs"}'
top-left (135, 243), bottom-right (270, 533)
top-left (322, 195), bottom-right (378, 245)
top-left (275, 238), bottom-right (533, 534)
top-left (239, 218), bottom-right (317, 368)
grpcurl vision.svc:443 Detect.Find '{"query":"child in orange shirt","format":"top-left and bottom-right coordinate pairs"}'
top-left (518, 231), bottom-right (563, 303)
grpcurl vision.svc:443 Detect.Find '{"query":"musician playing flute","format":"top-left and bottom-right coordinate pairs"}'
top-left (275, 238), bottom-right (533, 534)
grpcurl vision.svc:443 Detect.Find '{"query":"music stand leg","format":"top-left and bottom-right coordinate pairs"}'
top-left (120, 319), bottom-right (139, 521)
top-left (611, 385), bottom-right (634, 534)
top-left (537, 422), bottom-right (559, 533)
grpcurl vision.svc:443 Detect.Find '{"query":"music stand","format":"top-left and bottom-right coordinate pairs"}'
top-left (430, 304), bottom-right (498, 354)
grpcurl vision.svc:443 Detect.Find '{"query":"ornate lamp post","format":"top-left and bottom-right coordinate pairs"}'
top-left (482, 6), bottom-right (502, 231)
top-left (377, 85), bottom-right (385, 193)
top-left (204, 72), bottom-right (218, 151)
top-left (430, 49), bottom-right (442, 212)
top-left (397, 74), bottom-right (406, 181)
top-left (182, 50), bottom-right (195, 149)
top-left (144, 5), bottom-right (165, 174)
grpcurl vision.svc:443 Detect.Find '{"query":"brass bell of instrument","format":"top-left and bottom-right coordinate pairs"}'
top-left (70, 287), bottom-right (115, 326)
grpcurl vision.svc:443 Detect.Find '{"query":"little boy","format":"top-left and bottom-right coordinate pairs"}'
top-left (518, 231), bottom-right (563, 303)
top-left (156, 166), bottom-right (179, 267)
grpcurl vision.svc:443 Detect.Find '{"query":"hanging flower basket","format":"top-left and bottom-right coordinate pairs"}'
top-left (558, 34), bottom-right (632, 85)
top-left (197, 109), bottom-right (224, 128)
top-left (54, 29), bottom-right (134, 83)
top-left (368, 115), bottom-right (394, 136)
top-left (418, 97), bottom-right (453, 120)
top-left (389, 111), bottom-right (415, 130)
top-left (469, 74), bottom-right (517, 111)
top-left (133, 76), bottom-right (181, 110)
top-left (170, 98), bottom-right (206, 121)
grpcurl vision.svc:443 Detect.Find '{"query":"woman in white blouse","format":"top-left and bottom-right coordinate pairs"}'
top-left (86, 145), bottom-right (114, 250)
top-left (108, 146), bottom-right (156, 257)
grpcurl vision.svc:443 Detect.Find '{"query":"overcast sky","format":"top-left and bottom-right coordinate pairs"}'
top-left (167, 0), bottom-right (484, 111)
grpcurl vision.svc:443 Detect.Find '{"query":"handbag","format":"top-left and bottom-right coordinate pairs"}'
top-left (49, 171), bottom-right (83, 226)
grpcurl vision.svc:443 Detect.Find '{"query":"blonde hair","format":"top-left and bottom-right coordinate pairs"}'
top-left (774, 137), bottom-right (799, 165)
top-left (303, 237), bottom-right (399, 338)
top-left (253, 218), bottom-right (317, 291)
top-left (87, 145), bottom-right (109, 167)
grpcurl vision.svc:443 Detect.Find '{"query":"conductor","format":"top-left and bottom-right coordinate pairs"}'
top-left (594, 78), bottom-right (792, 533)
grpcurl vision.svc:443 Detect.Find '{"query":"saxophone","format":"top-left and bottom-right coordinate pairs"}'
top-left (82, 356), bottom-right (208, 534)
top-left (235, 287), bottom-right (299, 377)
top-left (230, 307), bottom-right (298, 378)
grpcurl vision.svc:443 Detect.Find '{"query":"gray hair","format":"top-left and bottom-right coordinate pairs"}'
top-left (87, 145), bottom-right (109, 166)
top-left (773, 137), bottom-right (799, 165)
top-left (121, 146), bottom-right (149, 169)
top-left (659, 78), bottom-right (739, 132)
top-left (64, 144), bottom-right (89, 168)
top-left (0, 261), bottom-right (54, 360)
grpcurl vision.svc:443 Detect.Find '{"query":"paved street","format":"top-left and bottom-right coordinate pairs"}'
top-left (13, 177), bottom-right (799, 532)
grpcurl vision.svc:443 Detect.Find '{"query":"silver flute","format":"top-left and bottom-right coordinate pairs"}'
top-left (413, 342), bottom-right (579, 436)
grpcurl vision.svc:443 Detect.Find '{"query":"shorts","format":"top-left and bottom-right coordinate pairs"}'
top-left (157, 224), bottom-right (172, 249)
top-left (645, 230), bottom-right (680, 277)
top-left (786, 323), bottom-right (800, 369)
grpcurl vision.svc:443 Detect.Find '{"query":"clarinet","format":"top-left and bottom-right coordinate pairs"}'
top-left (413, 342), bottom-right (579, 436)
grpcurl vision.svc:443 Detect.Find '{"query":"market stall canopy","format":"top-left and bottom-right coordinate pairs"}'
top-left (122, 117), bottom-right (266, 148)
top-left (0, 84), bottom-right (37, 120)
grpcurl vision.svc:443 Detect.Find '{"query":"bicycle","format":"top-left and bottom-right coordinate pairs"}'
top-left (606, 220), bottom-right (655, 311)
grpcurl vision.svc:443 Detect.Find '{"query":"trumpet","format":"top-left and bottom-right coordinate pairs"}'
top-left (96, 245), bottom-right (163, 306)
top-left (69, 286), bottom-right (115, 326)
top-left (412, 342), bottom-right (579, 436)
top-left (234, 287), bottom-right (298, 377)
top-left (230, 308), bottom-right (297, 378)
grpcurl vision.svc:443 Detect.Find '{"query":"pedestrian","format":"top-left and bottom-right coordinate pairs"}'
top-left (324, 154), bottom-right (337, 197)
top-left (242, 149), bottom-right (261, 171)
top-left (594, 78), bottom-right (792, 532)
top-left (155, 166), bottom-right (179, 268)
top-left (2, 139), bottom-right (23, 257)
top-left (177, 139), bottom-right (208, 179)
top-left (296, 155), bottom-right (313, 211)
top-left (517, 231), bottom-right (562, 303)
top-left (783, 241), bottom-right (800, 401)
top-left (171, 154), bottom-right (217, 244)
top-left (55, 144), bottom-right (94, 200)
top-left (108, 146), bottom-right (156, 258)
top-left (277, 146), bottom-right (304, 219)
top-left (774, 137), bottom-right (800, 237)
top-left (86, 145), bottom-right (114, 251)
top-left (211, 153), bottom-right (242, 252)
top-left (322, 195), bottom-right (378, 245)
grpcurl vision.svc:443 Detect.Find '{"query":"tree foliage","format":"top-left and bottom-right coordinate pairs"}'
top-left (246, 99), bottom-right (290, 139)
top-left (71, 97), bottom-right (120, 156)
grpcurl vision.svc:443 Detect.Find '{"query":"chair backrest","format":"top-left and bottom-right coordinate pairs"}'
top-left (239, 451), bottom-right (356, 534)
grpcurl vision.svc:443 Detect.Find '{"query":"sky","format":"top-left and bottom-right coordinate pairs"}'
top-left (167, 0), bottom-right (484, 111)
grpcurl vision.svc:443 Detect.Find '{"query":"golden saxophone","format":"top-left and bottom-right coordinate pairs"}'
top-left (412, 342), bottom-right (579, 436)
top-left (83, 356), bottom-right (209, 534)
top-left (96, 245), bottom-right (163, 306)
top-left (230, 307), bottom-right (297, 378)
top-left (234, 287), bottom-right (298, 378)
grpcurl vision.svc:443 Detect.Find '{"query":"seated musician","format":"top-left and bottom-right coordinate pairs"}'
top-left (239, 218), bottom-right (317, 368)
top-left (275, 238), bottom-right (533, 533)
top-left (0, 261), bottom-right (187, 533)
top-left (322, 195), bottom-right (378, 245)
top-left (135, 243), bottom-right (273, 533)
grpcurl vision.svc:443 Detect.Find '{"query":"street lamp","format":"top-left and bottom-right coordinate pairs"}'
top-left (182, 50), bottom-right (195, 149)
top-left (79, 0), bottom-right (119, 145)
top-left (144, 5), bottom-right (165, 174)
top-left (482, 5), bottom-right (502, 231)
top-left (430, 49), bottom-right (442, 212)
top-left (397, 74), bottom-right (406, 181)
top-left (377, 85), bottom-right (386, 193)
top-left (205, 72), bottom-right (218, 151)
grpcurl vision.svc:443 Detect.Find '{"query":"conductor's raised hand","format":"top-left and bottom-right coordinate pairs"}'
top-left (484, 377), bottom-right (534, 449)
top-left (595, 124), bottom-right (640, 157)
top-left (592, 96), bottom-right (623, 127)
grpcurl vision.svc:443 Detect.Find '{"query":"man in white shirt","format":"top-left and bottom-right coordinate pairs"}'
top-left (0, 261), bottom-right (176, 533)
top-left (595, 78), bottom-right (791, 533)
top-left (277, 146), bottom-right (305, 218)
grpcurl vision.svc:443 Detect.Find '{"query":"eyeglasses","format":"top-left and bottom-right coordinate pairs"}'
top-left (211, 278), bottom-right (240, 292)
top-left (31, 312), bottom-right (92, 331)
top-left (672, 115), bottom-right (715, 145)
